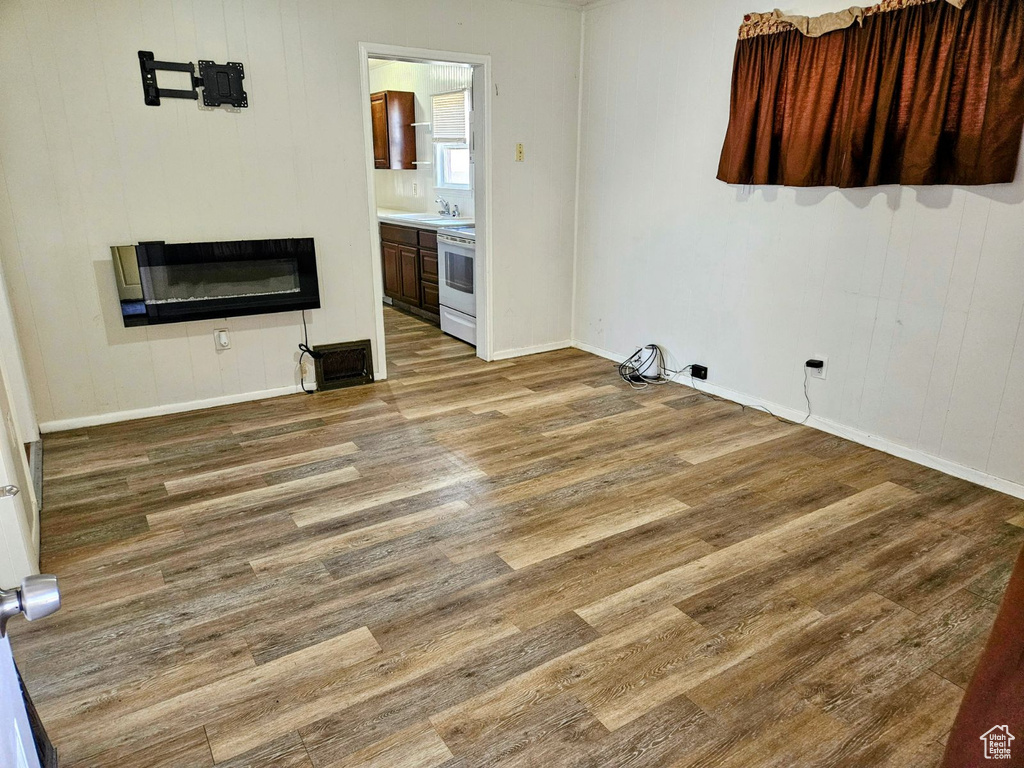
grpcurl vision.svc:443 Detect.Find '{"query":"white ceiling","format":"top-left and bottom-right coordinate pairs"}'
top-left (508, 0), bottom-right (597, 8)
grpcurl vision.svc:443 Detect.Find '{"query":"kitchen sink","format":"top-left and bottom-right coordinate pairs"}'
top-left (422, 218), bottom-right (473, 227)
top-left (384, 212), bottom-right (473, 227)
top-left (387, 213), bottom-right (437, 221)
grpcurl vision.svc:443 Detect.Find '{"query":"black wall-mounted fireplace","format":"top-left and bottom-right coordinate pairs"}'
top-left (112, 237), bottom-right (320, 327)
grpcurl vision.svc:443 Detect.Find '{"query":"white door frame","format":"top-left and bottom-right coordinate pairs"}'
top-left (0, 376), bottom-right (35, 589)
top-left (357, 42), bottom-right (494, 378)
top-left (0, 635), bottom-right (40, 768)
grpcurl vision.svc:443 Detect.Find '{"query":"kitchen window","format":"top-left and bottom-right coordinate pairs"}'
top-left (435, 143), bottom-right (471, 189)
top-left (432, 89), bottom-right (472, 190)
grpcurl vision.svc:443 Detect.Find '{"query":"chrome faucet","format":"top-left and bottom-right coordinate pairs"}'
top-left (435, 198), bottom-right (450, 216)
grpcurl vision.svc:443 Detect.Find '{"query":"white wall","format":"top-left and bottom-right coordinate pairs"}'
top-left (574, 0), bottom-right (1024, 494)
top-left (369, 60), bottom-right (476, 217)
top-left (0, 0), bottom-right (581, 429)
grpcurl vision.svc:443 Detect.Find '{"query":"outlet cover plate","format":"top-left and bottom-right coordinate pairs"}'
top-left (214, 328), bottom-right (231, 350)
top-left (809, 355), bottom-right (828, 380)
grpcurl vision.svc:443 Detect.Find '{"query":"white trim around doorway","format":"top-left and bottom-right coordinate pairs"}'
top-left (357, 42), bottom-right (495, 380)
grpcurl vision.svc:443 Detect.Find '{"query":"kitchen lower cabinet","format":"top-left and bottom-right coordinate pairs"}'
top-left (420, 248), bottom-right (439, 312)
top-left (382, 242), bottom-right (402, 301)
top-left (399, 245), bottom-right (421, 306)
top-left (421, 279), bottom-right (440, 313)
top-left (380, 224), bottom-right (441, 323)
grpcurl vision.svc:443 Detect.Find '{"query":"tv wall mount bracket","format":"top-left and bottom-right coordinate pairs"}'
top-left (138, 51), bottom-right (248, 108)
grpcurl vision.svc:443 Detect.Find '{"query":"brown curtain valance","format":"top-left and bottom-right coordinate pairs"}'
top-left (718, 0), bottom-right (1024, 187)
top-left (739, 0), bottom-right (966, 40)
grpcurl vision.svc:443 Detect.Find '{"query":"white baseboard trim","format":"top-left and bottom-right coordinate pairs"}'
top-left (39, 385), bottom-right (306, 433)
top-left (573, 339), bottom-right (626, 361)
top-left (574, 340), bottom-right (1024, 501)
top-left (491, 340), bottom-right (573, 361)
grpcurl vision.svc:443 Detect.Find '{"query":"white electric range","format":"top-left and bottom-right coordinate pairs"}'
top-left (436, 225), bottom-right (476, 346)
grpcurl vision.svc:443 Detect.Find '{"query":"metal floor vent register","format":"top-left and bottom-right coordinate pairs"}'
top-left (314, 340), bottom-right (374, 391)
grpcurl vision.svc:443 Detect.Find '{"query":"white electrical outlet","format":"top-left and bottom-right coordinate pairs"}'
top-left (412, 182), bottom-right (419, 196)
top-left (515, 143), bottom-right (525, 162)
top-left (809, 355), bottom-right (829, 380)
top-left (214, 329), bottom-right (230, 350)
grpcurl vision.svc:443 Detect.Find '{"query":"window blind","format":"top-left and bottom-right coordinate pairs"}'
top-left (432, 90), bottom-right (469, 143)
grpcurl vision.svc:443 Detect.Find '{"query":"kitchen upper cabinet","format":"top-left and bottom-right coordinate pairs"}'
top-left (370, 91), bottom-right (416, 170)
top-left (370, 94), bottom-right (390, 169)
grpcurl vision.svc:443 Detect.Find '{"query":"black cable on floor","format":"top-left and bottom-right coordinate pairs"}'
top-left (615, 346), bottom-right (812, 425)
top-left (298, 310), bottom-right (323, 395)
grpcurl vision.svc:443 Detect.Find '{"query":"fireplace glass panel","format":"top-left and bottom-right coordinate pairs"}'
top-left (141, 259), bottom-right (301, 304)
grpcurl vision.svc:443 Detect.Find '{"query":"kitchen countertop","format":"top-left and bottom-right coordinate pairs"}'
top-left (377, 208), bottom-right (474, 230)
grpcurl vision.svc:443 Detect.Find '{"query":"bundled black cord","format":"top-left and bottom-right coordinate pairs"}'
top-left (618, 344), bottom-right (691, 389)
top-left (617, 344), bottom-right (682, 390)
top-left (298, 310), bottom-right (323, 395)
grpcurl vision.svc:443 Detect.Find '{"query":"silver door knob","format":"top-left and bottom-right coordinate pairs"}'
top-left (20, 575), bottom-right (60, 622)
top-left (0, 575), bottom-right (61, 637)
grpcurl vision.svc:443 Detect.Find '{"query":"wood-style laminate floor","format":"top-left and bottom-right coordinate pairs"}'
top-left (11, 307), bottom-right (1024, 767)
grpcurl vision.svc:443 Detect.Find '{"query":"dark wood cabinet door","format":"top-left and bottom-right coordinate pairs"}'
top-left (386, 91), bottom-right (417, 170)
top-left (420, 249), bottom-right (438, 282)
top-left (380, 224), bottom-right (418, 247)
top-left (381, 242), bottom-right (402, 300)
top-left (421, 280), bottom-right (440, 313)
top-left (370, 90), bottom-right (416, 171)
top-left (399, 246), bottom-right (421, 306)
top-left (370, 93), bottom-right (389, 169)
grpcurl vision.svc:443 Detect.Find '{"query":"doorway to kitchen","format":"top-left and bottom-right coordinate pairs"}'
top-left (358, 44), bottom-right (492, 381)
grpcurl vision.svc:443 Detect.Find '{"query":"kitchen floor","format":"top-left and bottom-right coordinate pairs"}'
top-left (12, 306), bottom-right (1023, 767)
